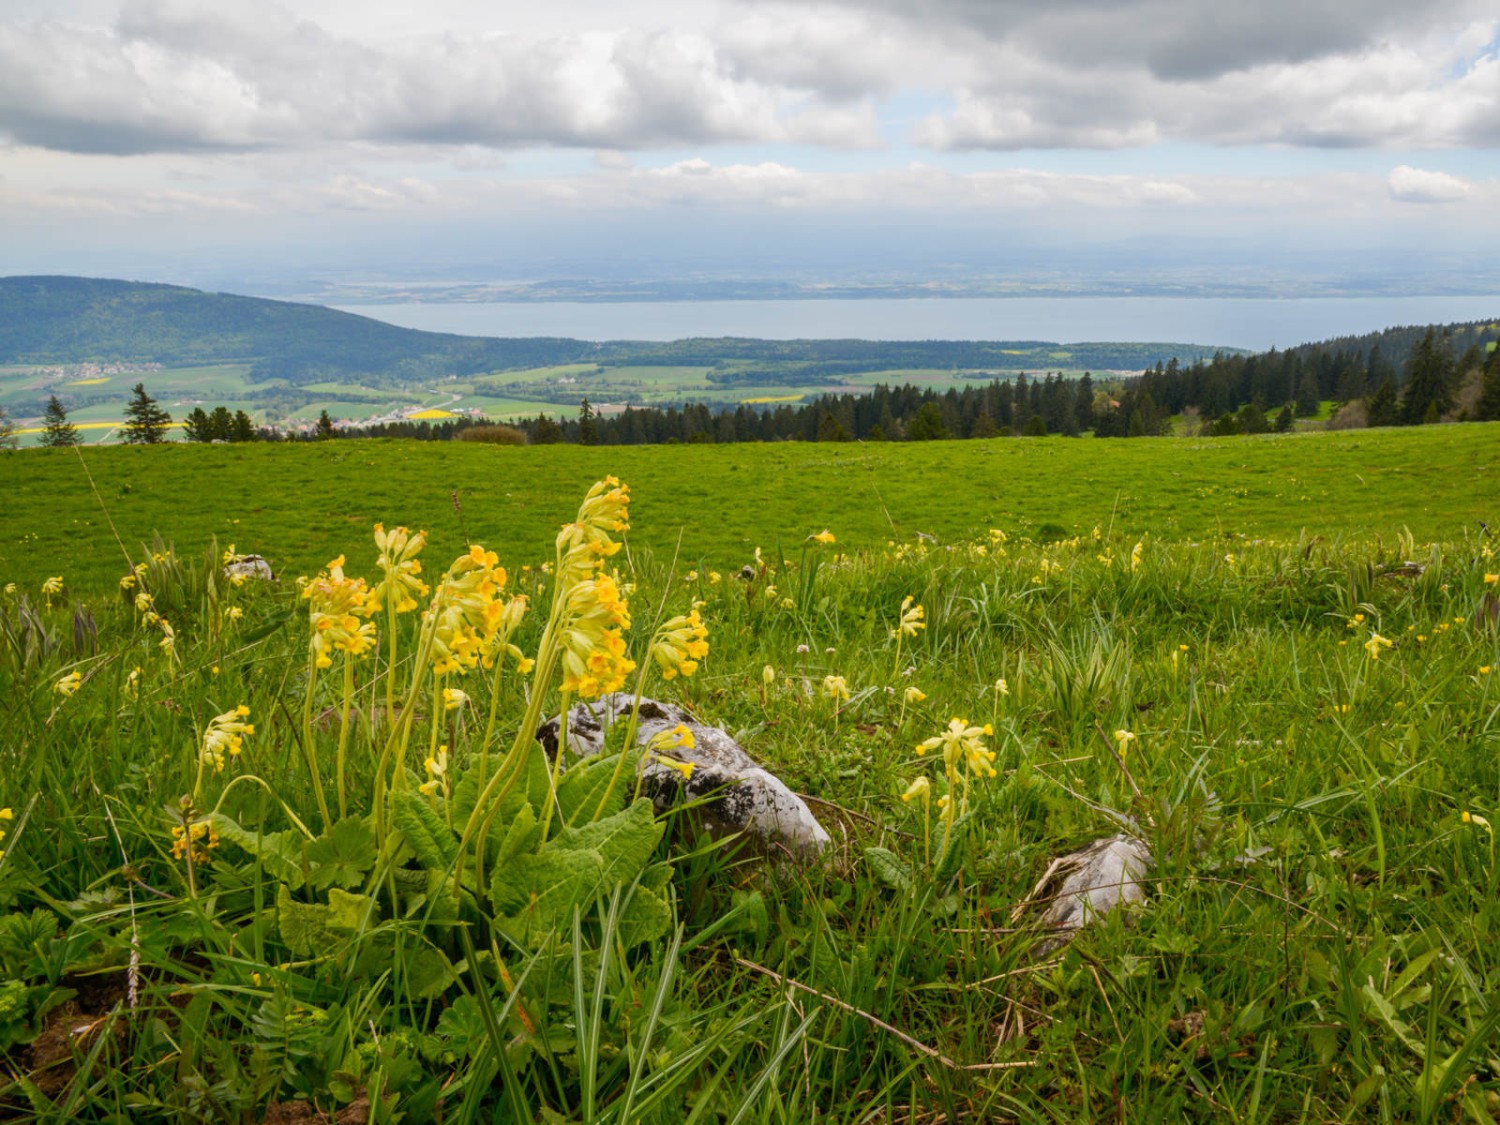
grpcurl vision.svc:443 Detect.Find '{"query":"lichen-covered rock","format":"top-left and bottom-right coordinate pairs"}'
top-left (224, 554), bottom-right (274, 581)
top-left (1023, 834), bottom-right (1152, 949)
top-left (536, 694), bottom-right (830, 860)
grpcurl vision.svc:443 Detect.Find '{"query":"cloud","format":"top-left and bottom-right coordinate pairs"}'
top-left (0, 0), bottom-right (883, 155)
top-left (732, 1), bottom-right (1500, 150)
top-left (1387, 164), bottom-right (1473, 202)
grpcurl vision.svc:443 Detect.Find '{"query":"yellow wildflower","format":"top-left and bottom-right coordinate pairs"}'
top-left (41, 575), bottom-right (64, 606)
top-left (993, 678), bottom-right (1009, 695)
top-left (650, 605), bottom-right (709, 681)
top-left (201, 705), bottom-right (253, 772)
top-left (303, 555), bottom-right (376, 669)
top-left (823, 674), bottom-right (851, 702)
top-left (904, 686), bottom-right (927, 703)
top-left (420, 745), bottom-right (449, 796)
top-left (653, 755), bottom-right (695, 781)
top-left (891, 596), bottom-right (926, 639)
top-left (920, 718), bottom-right (996, 778)
top-left (1113, 729), bottom-right (1136, 754)
top-left (370, 524), bottom-right (429, 613)
top-left (1485, 574), bottom-right (1499, 585)
top-left (1129, 541), bottom-right (1143, 571)
top-left (1363, 632), bottom-right (1393, 659)
top-left (810, 529), bottom-right (836, 545)
top-left (443, 687), bottom-right (470, 712)
top-left (54, 671), bottom-right (82, 697)
top-left (762, 664), bottom-right (776, 686)
top-left (171, 820), bottom-right (219, 864)
top-left (901, 776), bottom-right (931, 802)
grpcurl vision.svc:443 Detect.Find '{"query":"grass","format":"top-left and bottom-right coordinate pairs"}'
top-left (1, 464), bottom-right (1498, 1120)
top-left (0, 424), bottom-right (1495, 597)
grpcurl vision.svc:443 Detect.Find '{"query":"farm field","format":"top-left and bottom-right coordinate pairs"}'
top-left (1, 451), bottom-right (1498, 1120)
top-left (0, 424), bottom-right (1494, 596)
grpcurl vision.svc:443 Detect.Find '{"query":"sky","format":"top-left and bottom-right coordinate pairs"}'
top-left (1, 0), bottom-right (1497, 298)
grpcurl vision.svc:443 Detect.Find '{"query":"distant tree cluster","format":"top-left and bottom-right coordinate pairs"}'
top-left (182, 404), bottom-right (259, 443)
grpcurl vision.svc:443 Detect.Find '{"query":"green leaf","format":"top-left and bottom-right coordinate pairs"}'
top-left (554, 797), bottom-right (663, 888)
top-left (498, 802), bottom-right (541, 863)
top-left (617, 884), bottom-right (673, 949)
top-left (403, 946), bottom-right (459, 1000)
top-left (305, 816), bottom-right (378, 891)
top-left (556, 752), bottom-right (628, 826)
top-left (276, 885), bottom-right (374, 956)
top-left (452, 748), bottom-right (552, 828)
top-left (489, 847), bottom-right (605, 941)
top-left (391, 792), bottom-right (458, 871)
top-left (209, 814), bottom-right (306, 890)
top-left (864, 846), bottom-right (913, 892)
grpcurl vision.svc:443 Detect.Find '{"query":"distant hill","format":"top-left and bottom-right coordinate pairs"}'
top-left (0, 276), bottom-right (586, 385)
top-left (0, 276), bottom-right (1238, 386)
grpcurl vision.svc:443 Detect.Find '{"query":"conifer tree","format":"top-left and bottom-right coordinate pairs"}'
top-left (122, 383), bottom-right (172, 444)
top-left (577, 399), bottom-right (599, 446)
top-left (1475, 347), bottom-right (1500, 421)
top-left (0, 405), bottom-right (16, 450)
top-left (315, 410), bottom-right (335, 439)
top-left (40, 395), bottom-right (81, 447)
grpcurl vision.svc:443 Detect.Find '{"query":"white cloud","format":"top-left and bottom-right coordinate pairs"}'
top-left (1387, 164), bottom-right (1473, 202)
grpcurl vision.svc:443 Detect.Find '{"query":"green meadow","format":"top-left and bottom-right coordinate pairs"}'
top-left (0, 424), bottom-right (1494, 595)
top-left (2, 427), bottom-right (1500, 1120)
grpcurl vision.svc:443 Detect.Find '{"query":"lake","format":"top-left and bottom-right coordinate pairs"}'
top-left (333, 295), bottom-right (1500, 352)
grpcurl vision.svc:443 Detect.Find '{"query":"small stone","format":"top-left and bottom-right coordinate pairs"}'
top-left (224, 554), bottom-right (274, 581)
top-left (1022, 833), bottom-right (1152, 949)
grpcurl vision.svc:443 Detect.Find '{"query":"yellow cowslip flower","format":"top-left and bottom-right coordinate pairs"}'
top-left (1485, 574), bottom-right (1499, 585)
top-left (708, 571), bottom-right (722, 585)
top-left (370, 524), bottom-right (429, 614)
top-left (158, 618), bottom-right (176, 657)
top-left (1480, 666), bottom-right (1492, 676)
top-left (201, 705), bottom-right (253, 772)
top-left (653, 754), bottom-right (695, 781)
top-left (557, 572), bottom-right (635, 696)
top-left (904, 686), bottom-right (927, 703)
top-left (125, 666), bottom-right (142, 698)
top-left (810, 529), bottom-right (836, 545)
top-left (1223, 553), bottom-right (1236, 567)
top-left (0, 808), bottom-right (12, 820)
top-left (891, 596), bottom-right (926, 639)
top-left (650, 605), bottom-right (709, 681)
top-left (171, 820), bottom-right (219, 864)
top-left (1462, 811), bottom-right (1492, 830)
top-left (225, 606), bottom-right (243, 623)
top-left (646, 724), bottom-right (696, 764)
top-left (901, 776), bottom-right (930, 802)
top-left (556, 477), bottom-right (630, 580)
top-left (2, 582), bottom-right (15, 597)
top-left (1130, 541), bottom-right (1143, 571)
top-left (420, 745), bottom-right (449, 796)
top-left (134, 591), bottom-right (154, 615)
top-left (1113, 729), bottom-right (1136, 754)
top-left (920, 718), bottom-right (996, 778)
top-left (683, 570), bottom-right (698, 583)
top-left (1347, 613), bottom-right (1365, 629)
top-left (762, 664), bottom-right (776, 686)
top-left (1363, 632), bottom-right (1393, 659)
top-left (119, 573), bottom-right (136, 592)
top-left (993, 678), bottom-right (1009, 696)
top-left (54, 671), bottom-right (82, 697)
top-left (41, 576), bottom-right (63, 606)
top-left (304, 555), bottom-right (376, 669)
top-left (443, 687), bottom-right (470, 712)
top-left (823, 674), bottom-right (851, 702)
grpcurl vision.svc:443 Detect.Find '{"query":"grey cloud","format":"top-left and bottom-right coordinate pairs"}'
top-left (0, 2), bottom-right (877, 155)
top-left (791, 0), bottom-right (1480, 79)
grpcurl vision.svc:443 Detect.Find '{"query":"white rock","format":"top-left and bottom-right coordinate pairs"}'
top-left (537, 694), bottom-right (830, 860)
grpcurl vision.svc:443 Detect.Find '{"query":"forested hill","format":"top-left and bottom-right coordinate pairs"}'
top-left (0, 276), bottom-right (585, 383)
top-left (0, 276), bottom-right (1231, 385)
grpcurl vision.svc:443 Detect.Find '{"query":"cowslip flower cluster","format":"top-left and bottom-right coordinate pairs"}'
top-left (171, 820), bottom-right (220, 864)
top-left (891, 596), bottom-right (926, 640)
top-left (426, 545), bottom-right (526, 677)
top-left (54, 671), bottom-right (82, 697)
top-left (303, 556), bottom-right (376, 669)
top-left (1363, 632), bottom-right (1394, 660)
top-left (419, 745), bottom-right (449, 796)
top-left (0, 806), bottom-right (12, 862)
top-left (651, 604), bottom-right (709, 680)
top-left (371, 524), bottom-right (430, 614)
top-left (552, 478), bottom-right (639, 698)
top-left (202, 705), bottom-right (253, 772)
top-left (41, 575), bottom-right (63, 607)
top-left (558, 571), bottom-right (634, 696)
top-left (922, 717), bottom-right (997, 781)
